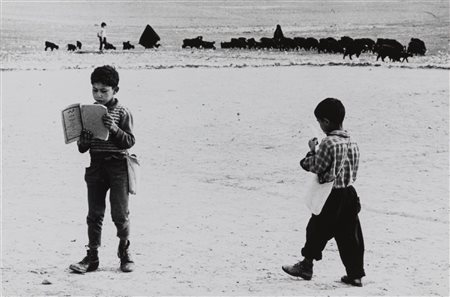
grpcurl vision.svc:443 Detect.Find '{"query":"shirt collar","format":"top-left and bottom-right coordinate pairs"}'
top-left (105, 98), bottom-right (118, 108)
top-left (327, 129), bottom-right (349, 138)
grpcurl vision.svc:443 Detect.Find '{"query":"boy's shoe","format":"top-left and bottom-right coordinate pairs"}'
top-left (282, 260), bottom-right (313, 280)
top-left (69, 248), bottom-right (99, 273)
top-left (341, 275), bottom-right (363, 287)
top-left (118, 240), bottom-right (135, 272)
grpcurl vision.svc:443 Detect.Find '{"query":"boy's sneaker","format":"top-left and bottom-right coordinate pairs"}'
top-left (282, 260), bottom-right (313, 280)
top-left (69, 248), bottom-right (99, 273)
top-left (118, 240), bottom-right (135, 272)
top-left (341, 275), bottom-right (363, 287)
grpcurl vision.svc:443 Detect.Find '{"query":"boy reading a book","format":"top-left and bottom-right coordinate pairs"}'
top-left (70, 65), bottom-right (136, 273)
top-left (282, 98), bottom-right (365, 286)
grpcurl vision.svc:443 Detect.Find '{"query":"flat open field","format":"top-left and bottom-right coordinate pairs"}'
top-left (2, 1), bottom-right (449, 296)
top-left (2, 65), bottom-right (448, 295)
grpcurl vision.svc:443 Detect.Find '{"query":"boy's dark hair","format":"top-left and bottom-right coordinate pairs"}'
top-left (91, 65), bottom-right (119, 89)
top-left (101, 22), bottom-right (106, 27)
top-left (314, 97), bottom-right (345, 125)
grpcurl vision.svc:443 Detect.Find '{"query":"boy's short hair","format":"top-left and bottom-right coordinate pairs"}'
top-left (101, 22), bottom-right (106, 27)
top-left (314, 97), bottom-right (345, 125)
top-left (91, 65), bottom-right (119, 88)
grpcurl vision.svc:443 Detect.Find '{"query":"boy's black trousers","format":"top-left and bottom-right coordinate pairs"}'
top-left (301, 185), bottom-right (365, 279)
top-left (85, 157), bottom-right (130, 249)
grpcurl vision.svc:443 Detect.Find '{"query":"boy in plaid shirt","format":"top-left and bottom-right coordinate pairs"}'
top-left (282, 98), bottom-right (365, 287)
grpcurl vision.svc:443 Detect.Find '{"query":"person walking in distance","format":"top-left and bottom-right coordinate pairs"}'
top-left (97, 22), bottom-right (107, 51)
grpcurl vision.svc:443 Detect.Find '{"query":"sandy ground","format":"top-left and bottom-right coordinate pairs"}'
top-left (1, 66), bottom-right (449, 296)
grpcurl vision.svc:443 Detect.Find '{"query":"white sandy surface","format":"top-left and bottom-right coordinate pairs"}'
top-left (2, 65), bottom-right (448, 296)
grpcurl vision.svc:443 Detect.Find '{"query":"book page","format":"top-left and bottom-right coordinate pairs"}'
top-left (61, 103), bottom-right (83, 144)
top-left (81, 104), bottom-right (109, 141)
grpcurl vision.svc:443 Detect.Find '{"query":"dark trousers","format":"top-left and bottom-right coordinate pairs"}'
top-left (301, 186), bottom-right (365, 279)
top-left (99, 37), bottom-right (106, 50)
top-left (85, 157), bottom-right (129, 249)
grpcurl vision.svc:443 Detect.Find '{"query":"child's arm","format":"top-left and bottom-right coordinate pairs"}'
top-left (300, 138), bottom-right (332, 175)
top-left (300, 137), bottom-right (318, 169)
top-left (102, 110), bottom-right (135, 149)
top-left (77, 129), bottom-right (92, 153)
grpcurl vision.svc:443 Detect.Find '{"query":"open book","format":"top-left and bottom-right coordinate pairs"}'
top-left (62, 103), bottom-right (109, 144)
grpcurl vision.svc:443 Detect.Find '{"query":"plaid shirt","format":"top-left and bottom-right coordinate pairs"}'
top-left (300, 130), bottom-right (359, 189)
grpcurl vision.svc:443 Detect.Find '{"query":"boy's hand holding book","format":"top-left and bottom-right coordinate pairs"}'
top-left (62, 104), bottom-right (109, 144)
top-left (77, 129), bottom-right (93, 152)
top-left (103, 113), bottom-right (119, 134)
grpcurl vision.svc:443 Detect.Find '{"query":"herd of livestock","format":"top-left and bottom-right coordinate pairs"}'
top-left (44, 25), bottom-right (427, 63)
top-left (181, 35), bottom-right (427, 63)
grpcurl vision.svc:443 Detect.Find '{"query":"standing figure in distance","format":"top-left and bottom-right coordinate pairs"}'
top-left (97, 22), bottom-right (107, 51)
top-left (274, 24), bottom-right (284, 41)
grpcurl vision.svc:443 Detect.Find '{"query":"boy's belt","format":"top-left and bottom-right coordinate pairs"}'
top-left (90, 152), bottom-right (127, 161)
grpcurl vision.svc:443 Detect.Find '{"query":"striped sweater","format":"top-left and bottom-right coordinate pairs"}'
top-left (78, 98), bottom-right (135, 158)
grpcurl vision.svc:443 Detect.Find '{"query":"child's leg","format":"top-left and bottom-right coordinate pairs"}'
top-left (301, 190), bottom-right (340, 261)
top-left (284, 192), bottom-right (339, 279)
top-left (86, 165), bottom-right (109, 249)
top-left (301, 215), bottom-right (333, 261)
top-left (336, 217), bottom-right (365, 279)
top-left (69, 163), bottom-right (107, 273)
top-left (106, 158), bottom-right (134, 272)
top-left (335, 187), bottom-right (365, 279)
top-left (106, 159), bottom-right (130, 241)
top-left (87, 184), bottom-right (108, 248)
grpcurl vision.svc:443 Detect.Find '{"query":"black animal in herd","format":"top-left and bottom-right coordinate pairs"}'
top-left (182, 36), bottom-right (216, 49)
top-left (44, 41), bottom-right (59, 51)
top-left (374, 38), bottom-right (411, 62)
top-left (216, 25), bottom-right (425, 63)
top-left (67, 41), bottom-right (82, 51)
top-left (342, 37), bottom-right (375, 59)
top-left (67, 44), bottom-right (77, 51)
top-left (123, 41), bottom-right (135, 50)
top-left (407, 38), bottom-right (426, 56)
top-left (103, 41), bottom-right (116, 50)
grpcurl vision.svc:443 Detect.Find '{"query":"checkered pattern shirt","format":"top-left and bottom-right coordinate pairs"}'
top-left (300, 130), bottom-right (359, 189)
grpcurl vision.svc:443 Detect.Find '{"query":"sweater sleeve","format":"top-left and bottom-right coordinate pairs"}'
top-left (109, 107), bottom-right (135, 149)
